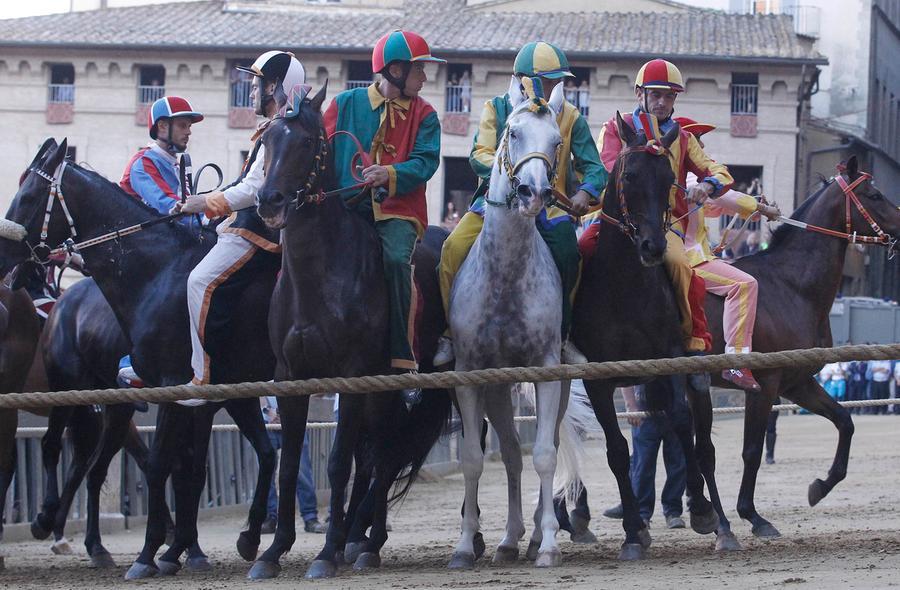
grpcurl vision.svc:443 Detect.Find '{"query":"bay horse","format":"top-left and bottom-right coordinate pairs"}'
top-left (448, 79), bottom-right (570, 569)
top-left (0, 140), bottom-right (276, 578)
top-left (252, 83), bottom-right (452, 580)
top-left (571, 114), bottom-right (729, 560)
top-left (705, 155), bottom-right (900, 537)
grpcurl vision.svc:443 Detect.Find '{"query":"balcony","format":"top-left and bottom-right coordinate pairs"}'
top-left (46, 84), bottom-right (74, 124)
top-left (135, 85), bottom-right (165, 126)
top-left (730, 83), bottom-right (758, 138)
top-left (564, 88), bottom-right (590, 118)
top-left (345, 80), bottom-right (372, 90)
top-left (229, 78), bottom-right (256, 129)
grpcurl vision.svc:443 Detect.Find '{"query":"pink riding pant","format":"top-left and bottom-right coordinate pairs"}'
top-left (693, 259), bottom-right (758, 354)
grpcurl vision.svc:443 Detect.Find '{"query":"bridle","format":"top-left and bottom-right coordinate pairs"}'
top-left (485, 112), bottom-right (561, 210)
top-left (26, 161), bottom-right (78, 266)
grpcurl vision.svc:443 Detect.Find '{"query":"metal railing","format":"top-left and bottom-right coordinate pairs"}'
top-left (230, 79), bottom-right (253, 109)
top-left (445, 85), bottom-right (472, 113)
top-left (345, 80), bottom-right (372, 90)
top-left (137, 85), bottom-right (165, 105)
top-left (48, 84), bottom-right (75, 104)
top-left (731, 84), bottom-right (758, 115)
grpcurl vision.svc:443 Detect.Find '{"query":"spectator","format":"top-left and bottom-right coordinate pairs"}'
top-left (735, 232), bottom-right (760, 258)
top-left (891, 361), bottom-right (900, 415)
top-left (868, 360), bottom-right (892, 415)
top-left (447, 73), bottom-right (460, 112)
top-left (260, 397), bottom-right (327, 534)
top-left (442, 201), bottom-right (460, 231)
top-left (846, 360), bottom-right (869, 414)
top-left (577, 79), bottom-right (590, 116)
top-left (819, 362), bottom-right (847, 401)
top-left (564, 79), bottom-right (577, 104)
top-left (459, 70), bottom-right (471, 113)
top-left (764, 400), bottom-right (781, 465)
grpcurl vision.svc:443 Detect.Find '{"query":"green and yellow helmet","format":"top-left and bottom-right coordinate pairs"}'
top-left (514, 41), bottom-right (574, 80)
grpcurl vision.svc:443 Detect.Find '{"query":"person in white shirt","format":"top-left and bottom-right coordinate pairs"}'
top-left (868, 359), bottom-right (893, 415)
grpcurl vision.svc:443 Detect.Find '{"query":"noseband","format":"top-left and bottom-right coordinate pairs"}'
top-left (486, 116), bottom-right (561, 210)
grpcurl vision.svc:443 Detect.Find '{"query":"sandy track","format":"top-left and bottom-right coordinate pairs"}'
top-left (2, 414), bottom-right (899, 589)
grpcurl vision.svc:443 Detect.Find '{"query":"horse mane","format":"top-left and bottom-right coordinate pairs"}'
top-left (765, 179), bottom-right (833, 251)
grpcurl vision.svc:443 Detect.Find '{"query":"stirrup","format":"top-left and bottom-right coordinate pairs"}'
top-left (433, 335), bottom-right (455, 366)
top-left (175, 380), bottom-right (208, 406)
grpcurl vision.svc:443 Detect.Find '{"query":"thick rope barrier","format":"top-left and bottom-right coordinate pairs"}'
top-left (1, 343), bottom-right (897, 410)
top-left (13, 399), bottom-right (899, 438)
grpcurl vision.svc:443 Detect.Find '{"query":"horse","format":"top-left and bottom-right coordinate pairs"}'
top-left (571, 114), bottom-right (729, 560)
top-left (0, 139), bottom-right (277, 578)
top-left (446, 79), bottom-right (571, 569)
top-left (251, 83), bottom-right (452, 580)
top-left (704, 155), bottom-right (900, 538)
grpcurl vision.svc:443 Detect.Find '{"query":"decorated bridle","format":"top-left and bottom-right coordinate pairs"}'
top-left (26, 161), bottom-right (78, 265)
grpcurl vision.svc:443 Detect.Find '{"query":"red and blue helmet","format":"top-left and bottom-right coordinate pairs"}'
top-left (148, 96), bottom-right (204, 139)
top-left (372, 30), bottom-right (446, 74)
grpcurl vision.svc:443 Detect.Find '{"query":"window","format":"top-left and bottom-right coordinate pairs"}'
top-left (445, 64), bottom-right (472, 113)
top-left (564, 67), bottom-right (591, 118)
top-left (442, 157), bottom-right (478, 231)
top-left (345, 60), bottom-right (373, 90)
top-left (230, 59), bottom-right (254, 108)
top-left (731, 72), bottom-right (759, 115)
top-left (138, 65), bottom-right (166, 104)
top-left (48, 63), bottom-right (75, 104)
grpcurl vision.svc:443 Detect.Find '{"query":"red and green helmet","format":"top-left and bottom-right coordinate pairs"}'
top-left (514, 41), bottom-right (574, 80)
top-left (371, 30), bottom-right (446, 73)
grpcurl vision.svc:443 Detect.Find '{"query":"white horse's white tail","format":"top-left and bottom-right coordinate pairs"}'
top-left (518, 380), bottom-right (603, 505)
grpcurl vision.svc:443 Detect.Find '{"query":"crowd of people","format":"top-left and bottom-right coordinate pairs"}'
top-left (818, 359), bottom-right (900, 414)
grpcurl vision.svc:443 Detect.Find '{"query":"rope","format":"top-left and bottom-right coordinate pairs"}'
top-left (1, 344), bottom-right (897, 410)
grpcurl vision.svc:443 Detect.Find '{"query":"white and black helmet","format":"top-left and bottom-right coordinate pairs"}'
top-left (237, 51), bottom-right (306, 109)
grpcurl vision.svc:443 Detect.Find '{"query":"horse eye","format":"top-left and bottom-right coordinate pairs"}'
top-left (623, 172), bottom-right (636, 182)
top-left (868, 192), bottom-right (882, 201)
top-left (509, 130), bottom-right (518, 140)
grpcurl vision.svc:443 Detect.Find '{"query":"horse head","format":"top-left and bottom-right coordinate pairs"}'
top-left (0, 138), bottom-right (71, 278)
top-left (492, 76), bottom-right (564, 218)
top-left (257, 83), bottom-right (329, 229)
top-left (611, 111), bottom-right (679, 266)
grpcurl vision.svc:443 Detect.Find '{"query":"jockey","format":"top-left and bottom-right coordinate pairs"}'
top-left (177, 51), bottom-right (306, 398)
top-left (676, 117), bottom-right (781, 391)
top-left (579, 58), bottom-right (762, 390)
top-left (117, 95), bottom-right (203, 388)
top-left (434, 41), bottom-right (607, 367)
top-left (324, 30), bottom-right (443, 403)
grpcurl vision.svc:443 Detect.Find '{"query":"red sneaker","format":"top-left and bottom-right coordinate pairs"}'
top-left (721, 368), bottom-right (761, 392)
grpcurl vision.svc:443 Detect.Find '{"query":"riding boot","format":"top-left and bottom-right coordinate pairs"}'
top-left (765, 431), bottom-right (776, 465)
top-left (433, 335), bottom-right (455, 366)
top-left (561, 340), bottom-right (588, 364)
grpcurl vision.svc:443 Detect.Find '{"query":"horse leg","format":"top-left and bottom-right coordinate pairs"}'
top-left (49, 406), bottom-right (101, 555)
top-left (685, 379), bottom-right (741, 551)
top-left (583, 380), bottom-right (648, 559)
top-left (121, 420), bottom-right (176, 545)
top-left (250, 395), bottom-right (309, 580)
top-left (343, 444), bottom-right (376, 564)
top-left (784, 376), bottom-right (854, 507)
top-left (32, 406), bottom-right (73, 540)
top-left (126, 403), bottom-right (190, 580)
top-left (83, 403), bottom-right (134, 568)
top-left (0, 408), bottom-right (18, 543)
top-left (736, 380), bottom-right (781, 538)
top-left (226, 397), bottom-right (276, 562)
top-left (484, 386), bottom-right (524, 564)
top-left (449, 384), bottom-right (486, 570)
top-left (530, 379), bottom-right (563, 568)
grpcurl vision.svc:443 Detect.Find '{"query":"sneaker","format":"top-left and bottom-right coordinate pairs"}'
top-left (175, 380), bottom-right (207, 407)
top-left (561, 340), bottom-right (588, 364)
top-left (304, 519), bottom-right (327, 534)
top-left (602, 503), bottom-right (624, 519)
top-left (721, 368), bottom-right (761, 392)
top-left (665, 514), bottom-right (686, 529)
top-left (261, 515), bottom-right (276, 534)
top-left (433, 335), bottom-right (455, 366)
top-left (116, 366), bottom-right (144, 388)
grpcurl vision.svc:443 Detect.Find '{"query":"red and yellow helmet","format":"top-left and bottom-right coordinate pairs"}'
top-left (635, 59), bottom-right (685, 93)
top-left (372, 30), bottom-right (446, 74)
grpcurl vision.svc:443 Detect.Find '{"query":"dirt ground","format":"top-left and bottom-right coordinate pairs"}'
top-left (2, 414), bottom-right (899, 589)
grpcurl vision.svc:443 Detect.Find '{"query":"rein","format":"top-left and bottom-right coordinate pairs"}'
top-left (288, 129), bottom-right (381, 209)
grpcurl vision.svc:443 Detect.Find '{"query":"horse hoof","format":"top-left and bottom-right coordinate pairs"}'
top-left (534, 549), bottom-right (562, 568)
top-left (304, 559), bottom-right (335, 580)
top-left (344, 541), bottom-right (366, 564)
top-left (473, 532), bottom-right (486, 561)
top-left (715, 531), bottom-right (744, 552)
top-left (570, 529), bottom-right (598, 544)
top-left (618, 542), bottom-right (646, 561)
top-left (638, 526), bottom-right (652, 549)
top-left (353, 552), bottom-right (381, 571)
top-left (124, 561), bottom-right (159, 580)
top-left (236, 532), bottom-right (259, 562)
top-left (525, 539), bottom-right (540, 561)
top-left (165, 531), bottom-right (176, 547)
top-left (50, 539), bottom-right (73, 555)
top-left (157, 559), bottom-right (181, 576)
top-left (185, 555), bottom-right (212, 572)
top-left (334, 550), bottom-right (344, 565)
top-left (690, 509), bottom-right (720, 535)
top-left (249, 559), bottom-right (282, 580)
top-left (808, 478), bottom-right (829, 506)
top-left (751, 522), bottom-right (781, 539)
top-left (492, 545), bottom-right (519, 564)
top-left (30, 518), bottom-right (52, 541)
top-left (448, 551), bottom-right (475, 570)
top-left (89, 549), bottom-right (117, 568)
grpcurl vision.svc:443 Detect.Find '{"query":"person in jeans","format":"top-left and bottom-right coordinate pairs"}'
top-left (603, 385), bottom-right (687, 529)
top-left (868, 360), bottom-right (893, 415)
top-left (260, 397), bottom-right (326, 534)
top-left (846, 360), bottom-right (869, 415)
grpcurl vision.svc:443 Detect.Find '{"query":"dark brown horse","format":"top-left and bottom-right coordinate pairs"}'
top-left (705, 155), bottom-right (900, 537)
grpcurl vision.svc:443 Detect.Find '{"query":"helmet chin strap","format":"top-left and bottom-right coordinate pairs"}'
top-left (639, 88), bottom-right (674, 124)
top-left (158, 120), bottom-right (186, 154)
top-left (381, 62), bottom-right (412, 98)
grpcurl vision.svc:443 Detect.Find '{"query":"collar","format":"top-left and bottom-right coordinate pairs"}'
top-left (368, 83), bottom-right (411, 129)
top-left (631, 107), bottom-right (676, 136)
top-left (147, 142), bottom-right (178, 165)
top-left (250, 117), bottom-right (273, 142)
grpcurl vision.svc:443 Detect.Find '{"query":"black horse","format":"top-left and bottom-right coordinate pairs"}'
top-left (705, 155), bottom-right (900, 537)
top-left (249, 84), bottom-right (452, 580)
top-left (571, 114), bottom-right (729, 559)
top-left (0, 139), bottom-right (276, 578)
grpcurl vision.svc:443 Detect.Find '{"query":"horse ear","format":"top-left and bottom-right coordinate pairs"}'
top-left (662, 122), bottom-right (680, 149)
top-left (309, 79), bottom-right (328, 112)
top-left (30, 138), bottom-right (57, 170)
top-left (44, 138), bottom-right (68, 173)
top-left (548, 81), bottom-right (565, 115)
top-left (616, 111), bottom-right (637, 146)
top-left (845, 155), bottom-right (859, 179)
top-left (508, 75), bottom-right (525, 109)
